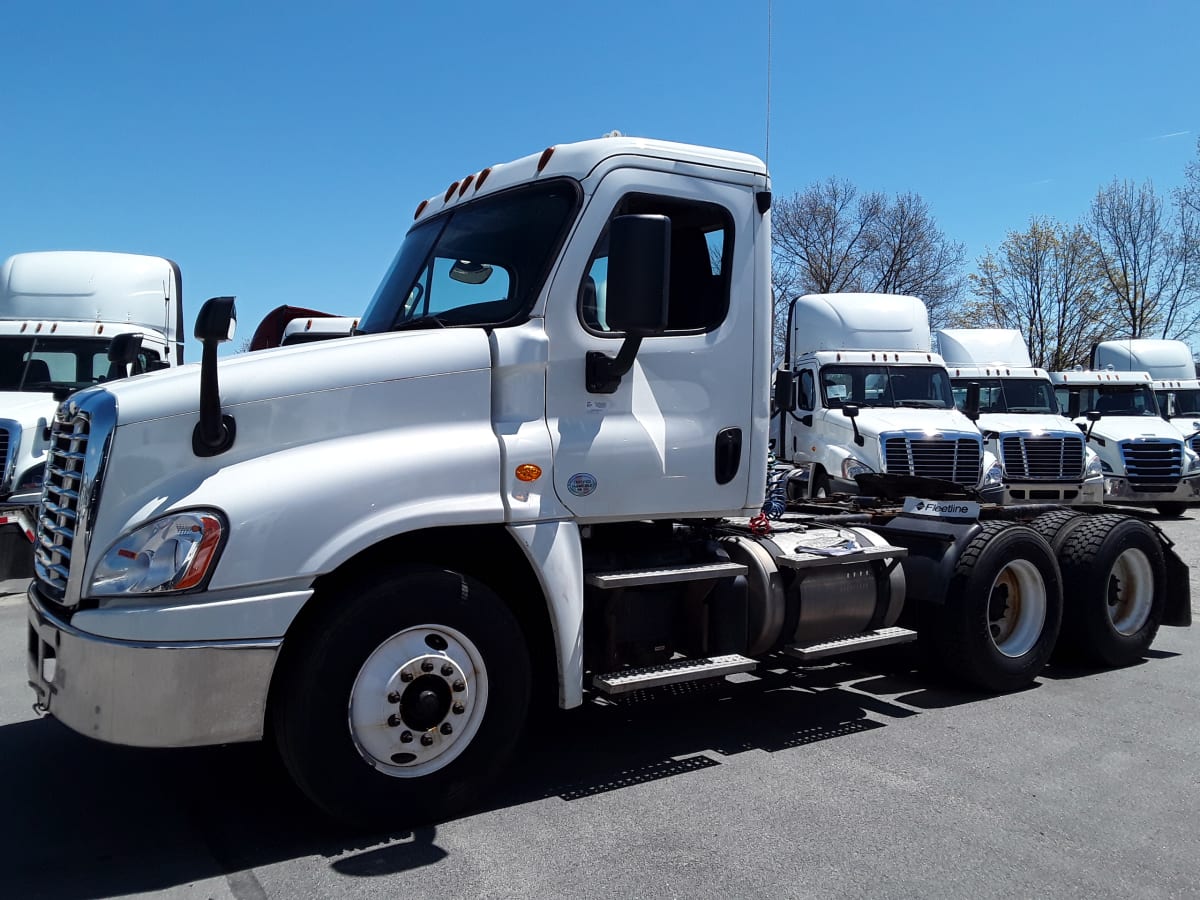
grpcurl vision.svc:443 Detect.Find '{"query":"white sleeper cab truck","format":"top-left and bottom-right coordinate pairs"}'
top-left (1051, 367), bottom-right (1200, 515)
top-left (0, 251), bottom-right (182, 576)
top-left (25, 137), bottom-right (1190, 829)
top-left (1093, 339), bottom-right (1200, 452)
top-left (774, 293), bottom-right (997, 499)
top-left (935, 328), bottom-right (1103, 506)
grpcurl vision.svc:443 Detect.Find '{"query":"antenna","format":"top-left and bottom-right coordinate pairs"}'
top-left (765, 0), bottom-right (773, 167)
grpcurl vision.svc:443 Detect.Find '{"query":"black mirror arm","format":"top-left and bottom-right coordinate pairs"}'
top-left (193, 338), bottom-right (237, 456)
top-left (586, 336), bottom-right (644, 394)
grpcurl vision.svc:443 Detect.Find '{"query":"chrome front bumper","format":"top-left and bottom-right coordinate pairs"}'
top-left (1102, 474), bottom-right (1200, 505)
top-left (990, 478), bottom-right (1106, 506)
top-left (27, 587), bottom-right (280, 748)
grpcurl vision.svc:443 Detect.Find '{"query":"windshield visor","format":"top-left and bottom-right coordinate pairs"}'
top-left (358, 179), bottom-right (580, 333)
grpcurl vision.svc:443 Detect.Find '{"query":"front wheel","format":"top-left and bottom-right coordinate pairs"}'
top-left (1154, 503), bottom-right (1188, 517)
top-left (929, 522), bottom-right (1063, 692)
top-left (272, 567), bottom-right (531, 828)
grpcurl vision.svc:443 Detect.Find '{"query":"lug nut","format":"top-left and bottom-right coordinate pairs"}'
top-left (387, 714), bottom-right (402, 727)
top-left (400, 731), bottom-right (413, 743)
top-left (441, 663), bottom-right (454, 676)
top-left (400, 670), bottom-right (414, 683)
top-left (440, 722), bottom-right (453, 735)
top-left (420, 733), bottom-right (435, 746)
top-left (452, 702), bottom-right (465, 715)
top-left (421, 660), bottom-right (435, 673)
top-left (387, 691), bottom-right (402, 703)
top-left (452, 680), bottom-right (465, 692)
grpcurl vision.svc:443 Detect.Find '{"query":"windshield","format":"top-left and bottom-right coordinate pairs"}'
top-left (0, 336), bottom-right (159, 394)
top-left (358, 179), bottom-right (580, 333)
top-left (819, 365), bottom-right (955, 409)
top-left (950, 378), bottom-right (1060, 414)
top-left (1156, 388), bottom-right (1200, 417)
top-left (1055, 384), bottom-right (1161, 417)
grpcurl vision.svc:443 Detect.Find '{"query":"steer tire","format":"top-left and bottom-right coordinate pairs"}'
top-left (1154, 503), bottom-right (1188, 517)
top-left (932, 522), bottom-right (1062, 693)
top-left (272, 566), bottom-right (531, 829)
top-left (1056, 514), bottom-right (1165, 667)
top-left (1028, 509), bottom-right (1087, 553)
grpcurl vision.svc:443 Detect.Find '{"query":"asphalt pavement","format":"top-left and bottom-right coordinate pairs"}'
top-left (3, 513), bottom-right (1199, 900)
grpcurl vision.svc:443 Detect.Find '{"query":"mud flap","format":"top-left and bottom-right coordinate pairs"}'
top-left (1161, 544), bottom-right (1192, 627)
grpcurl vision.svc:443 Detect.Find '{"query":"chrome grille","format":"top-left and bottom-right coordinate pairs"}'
top-left (1119, 440), bottom-right (1182, 492)
top-left (883, 437), bottom-right (982, 486)
top-left (1000, 435), bottom-right (1086, 481)
top-left (34, 409), bottom-right (90, 598)
top-left (1190, 433), bottom-right (1200, 456)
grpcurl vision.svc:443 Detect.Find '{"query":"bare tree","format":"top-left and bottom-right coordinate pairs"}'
top-left (954, 218), bottom-right (1111, 369)
top-left (1088, 177), bottom-right (1200, 339)
top-left (771, 178), bottom-right (966, 358)
top-left (1179, 137), bottom-right (1200, 217)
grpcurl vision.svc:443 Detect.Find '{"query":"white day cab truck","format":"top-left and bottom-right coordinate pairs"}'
top-left (25, 137), bottom-right (1190, 829)
top-left (1050, 364), bottom-right (1200, 516)
top-left (0, 251), bottom-right (183, 577)
top-left (1093, 338), bottom-right (1200, 453)
top-left (774, 293), bottom-right (1000, 501)
top-left (935, 329), bottom-right (1104, 506)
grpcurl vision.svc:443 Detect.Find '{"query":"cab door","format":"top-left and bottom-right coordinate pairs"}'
top-left (544, 168), bottom-right (761, 520)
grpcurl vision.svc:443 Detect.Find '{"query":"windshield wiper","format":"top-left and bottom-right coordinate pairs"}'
top-left (895, 400), bottom-right (943, 409)
top-left (391, 314), bottom-right (446, 332)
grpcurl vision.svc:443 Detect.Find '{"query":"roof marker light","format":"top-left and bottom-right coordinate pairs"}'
top-left (475, 167), bottom-right (491, 191)
top-left (35, 323), bottom-right (42, 332)
top-left (413, 199), bottom-right (429, 220)
top-left (444, 181), bottom-right (460, 202)
top-left (458, 174), bottom-right (475, 196)
top-left (98, 325), bottom-right (104, 334)
top-left (19, 323), bottom-right (26, 333)
top-left (536, 147), bottom-right (556, 172)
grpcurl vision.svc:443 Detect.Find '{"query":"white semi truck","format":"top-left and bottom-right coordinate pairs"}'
top-left (1092, 338), bottom-right (1200, 450)
top-left (775, 293), bottom-right (998, 499)
top-left (1050, 366), bottom-right (1200, 515)
top-left (25, 137), bottom-right (1190, 828)
top-left (935, 329), bottom-right (1104, 506)
top-left (0, 251), bottom-right (183, 575)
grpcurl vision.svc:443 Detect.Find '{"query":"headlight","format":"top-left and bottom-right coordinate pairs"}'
top-left (1186, 449), bottom-right (1200, 473)
top-left (15, 464), bottom-right (45, 492)
top-left (89, 510), bottom-right (226, 597)
top-left (1084, 452), bottom-right (1103, 479)
top-left (841, 458), bottom-right (875, 479)
top-left (981, 462), bottom-right (1004, 488)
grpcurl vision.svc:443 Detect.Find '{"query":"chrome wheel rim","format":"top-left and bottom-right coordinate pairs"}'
top-left (349, 624), bottom-right (487, 778)
top-left (1107, 548), bottom-right (1154, 636)
top-left (986, 558), bottom-right (1047, 658)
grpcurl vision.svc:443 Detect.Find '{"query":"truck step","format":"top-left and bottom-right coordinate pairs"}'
top-left (785, 627), bottom-right (917, 661)
top-left (592, 654), bottom-right (758, 694)
top-left (775, 544), bottom-right (907, 571)
top-left (585, 561), bottom-right (747, 590)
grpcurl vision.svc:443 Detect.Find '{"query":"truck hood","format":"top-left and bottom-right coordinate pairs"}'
top-left (1168, 416), bottom-right (1200, 438)
top-left (1079, 415), bottom-right (1187, 443)
top-left (976, 413), bottom-right (1081, 438)
top-left (83, 329), bottom-right (494, 426)
top-left (849, 407), bottom-right (980, 439)
top-left (0, 390), bottom-right (59, 425)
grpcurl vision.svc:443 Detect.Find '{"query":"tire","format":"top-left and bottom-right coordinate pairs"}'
top-left (1155, 503), bottom-right (1188, 517)
top-left (930, 522), bottom-right (1063, 692)
top-left (1028, 509), bottom-right (1086, 552)
top-left (272, 566), bottom-right (531, 829)
top-left (1056, 514), bottom-right (1165, 667)
top-left (812, 469), bottom-right (830, 499)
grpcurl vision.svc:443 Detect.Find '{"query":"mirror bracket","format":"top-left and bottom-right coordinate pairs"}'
top-left (586, 338), bottom-right (644, 394)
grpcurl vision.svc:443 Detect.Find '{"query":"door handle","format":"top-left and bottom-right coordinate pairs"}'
top-left (714, 428), bottom-right (742, 485)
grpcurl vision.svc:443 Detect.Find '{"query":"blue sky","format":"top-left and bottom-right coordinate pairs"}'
top-left (2, 1), bottom-right (1197, 359)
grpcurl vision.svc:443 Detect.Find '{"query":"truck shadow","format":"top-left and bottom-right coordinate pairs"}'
top-left (0, 648), bottom-right (1036, 898)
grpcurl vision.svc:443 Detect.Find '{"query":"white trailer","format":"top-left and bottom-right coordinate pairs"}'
top-left (24, 138), bottom-right (1190, 828)
top-left (0, 251), bottom-right (183, 575)
top-left (775, 294), bottom-right (998, 498)
top-left (935, 328), bottom-right (1103, 505)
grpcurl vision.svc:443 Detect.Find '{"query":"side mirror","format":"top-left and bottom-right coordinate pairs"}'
top-left (774, 369), bottom-right (797, 413)
top-left (1067, 391), bottom-right (1081, 419)
top-left (964, 381), bottom-right (981, 422)
top-left (107, 333), bottom-right (144, 366)
top-left (841, 404), bottom-right (864, 446)
top-left (193, 296), bottom-right (238, 457)
top-left (1085, 409), bottom-right (1101, 442)
top-left (586, 215), bottom-right (670, 393)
